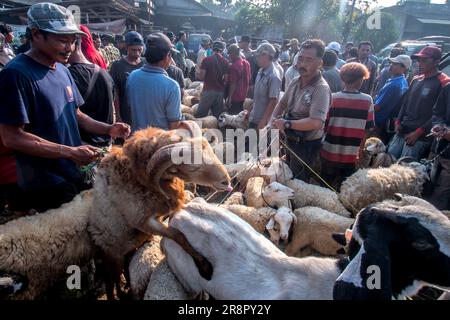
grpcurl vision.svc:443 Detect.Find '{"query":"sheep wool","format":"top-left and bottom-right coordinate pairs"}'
top-left (339, 164), bottom-right (427, 213)
top-left (221, 205), bottom-right (276, 233)
top-left (286, 179), bottom-right (351, 218)
top-left (285, 207), bottom-right (354, 257)
top-left (244, 177), bottom-right (266, 208)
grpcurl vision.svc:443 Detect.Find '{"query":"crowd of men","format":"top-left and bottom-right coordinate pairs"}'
top-left (1, 2), bottom-right (449, 220)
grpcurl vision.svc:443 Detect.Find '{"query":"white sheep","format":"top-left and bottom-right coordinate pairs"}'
top-left (244, 178), bottom-right (295, 209)
top-left (182, 95), bottom-right (196, 107)
top-left (222, 192), bottom-right (244, 206)
top-left (218, 110), bottom-right (248, 130)
top-left (143, 259), bottom-right (190, 300)
top-left (243, 98), bottom-right (253, 112)
top-left (188, 81), bottom-right (203, 91)
top-left (285, 207), bottom-right (355, 257)
top-left (163, 198), bottom-right (450, 300)
top-left (236, 157), bottom-right (293, 188)
top-left (339, 163), bottom-right (428, 213)
top-left (221, 204), bottom-right (296, 244)
top-left (163, 203), bottom-right (344, 299)
top-left (0, 191), bottom-right (95, 299)
top-left (183, 114), bottom-right (218, 129)
top-left (128, 236), bottom-right (164, 300)
top-left (181, 104), bottom-right (198, 116)
top-left (286, 179), bottom-right (351, 218)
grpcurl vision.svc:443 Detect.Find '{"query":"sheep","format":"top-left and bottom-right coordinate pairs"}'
top-left (143, 259), bottom-right (190, 300)
top-left (244, 178), bottom-right (295, 209)
top-left (183, 114), bottom-right (218, 129)
top-left (163, 198), bottom-right (450, 300)
top-left (162, 202), bottom-right (345, 300)
top-left (183, 78), bottom-right (192, 89)
top-left (222, 192), bottom-right (244, 206)
top-left (0, 122), bottom-right (231, 300)
top-left (0, 191), bottom-right (95, 299)
top-left (235, 157), bottom-right (293, 188)
top-left (285, 207), bottom-right (355, 257)
top-left (182, 95), bottom-right (196, 107)
top-left (87, 122), bottom-right (231, 298)
top-left (183, 190), bottom-right (196, 203)
top-left (221, 204), bottom-right (296, 244)
top-left (357, 137), bottom-right (396, 169)
top-left (181, 104), bottom-right (195, 115)
top-left (339, 163), bottom-right (428, 214)
top-left (286, 179), bottom-right (352, 218)
top-left (128, 236), bottom-right (164, 300)
top-left (218, 110), bottom-right (248, 130)
top-left (244, 177), bottom-right (266, 208)
top-left (443, 210), bottom-right (450, 220)
top-left (188, 81), bottom-right (203, 91)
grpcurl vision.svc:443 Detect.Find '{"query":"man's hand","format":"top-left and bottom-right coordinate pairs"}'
top-left (68, 145), bottom-right (102, 166)
top-left (404, 131), bottom-right (420, 146)
top-left (272, 118), bottom-right (285, 134)
top-left (108, 123), bottom-right (131, 139)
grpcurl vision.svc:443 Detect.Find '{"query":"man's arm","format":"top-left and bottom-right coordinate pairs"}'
top-left (0, 124), bottom-right (100, 165)
top-left (259, 98), bottom-right (278, 129)
top-left (77, 109), bottom-right (130, 139)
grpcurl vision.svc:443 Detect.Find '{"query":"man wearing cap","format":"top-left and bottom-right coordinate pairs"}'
top-left (269, 39), bottom-right (331, 182)
top-left (249, 43), bottom-right (282, 130)
top-left (102, 34), bottom-right (121, 69)
top-left (127, 32), bottom-right (183, 132)
top-left (196, 38), bottom-right (211, 80)
top-left (373, 47), bottom-right (405, 97)
top-left (388, 46), bottom-right (450, 161)
top-left (373, 54), bottom-right (411, 143)
top-left (0, 2), bottom-right (130, 212)
top-left (110, 31), bottom-right (145, 125)
top-left (326, 42), bottom-right (345, 70)
top-left (195, 41), bottom-right (229, 118)
top-left (346, 41), bottom-right (377, 95)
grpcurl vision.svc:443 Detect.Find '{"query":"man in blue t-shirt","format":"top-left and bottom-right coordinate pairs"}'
top-left (0, 3), bottom-right (130, 212)
top-left (374, 55), bottom-right (411, 143)
top-left (127, 32), bottom-right (183, 132)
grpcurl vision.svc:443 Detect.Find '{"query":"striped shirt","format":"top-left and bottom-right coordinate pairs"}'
top-left (321, 91), bottom-right (374, 167)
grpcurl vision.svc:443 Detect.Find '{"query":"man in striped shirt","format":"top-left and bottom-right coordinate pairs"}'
top-left (321, 63), bottom-right (375, 189)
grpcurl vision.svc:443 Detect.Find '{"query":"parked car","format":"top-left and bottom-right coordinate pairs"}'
top-left (186, 33), bottom-right (212, 61)
top-left (377, 41), bottom-right (436, 60)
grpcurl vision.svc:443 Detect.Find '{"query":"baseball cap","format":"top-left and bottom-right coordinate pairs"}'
top-left (213, 40), bottom-right (225, 51)
top-left (146, 32), bottom-right (179, 54)
top-left (412, 46), bottom-right (442, 60)
top-left (389, 54), bottom-right (412, 69)
top-left (125, 31), bottom-right (144, 46)
top-left (326, 41), bottom-right (341, 53)
top-left (27, 2), bottom-right (86, 36)
top-left (256, 43), bottom-right (276, 58)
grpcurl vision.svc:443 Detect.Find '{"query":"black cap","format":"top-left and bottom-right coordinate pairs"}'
top-left (125, 31), bottom-right (144, 46)
top-left (146, 32), bottom-right (179, 54)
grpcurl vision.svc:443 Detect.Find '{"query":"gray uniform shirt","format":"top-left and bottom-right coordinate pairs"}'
top-left (250, 63), bottom-right (282, 125)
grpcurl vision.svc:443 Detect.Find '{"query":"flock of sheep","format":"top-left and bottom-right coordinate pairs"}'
top-left (0, 107), bottom-right (449, 300)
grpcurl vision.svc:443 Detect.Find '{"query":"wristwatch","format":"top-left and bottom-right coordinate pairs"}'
top-left (284, 120), bottom-right (292, 130)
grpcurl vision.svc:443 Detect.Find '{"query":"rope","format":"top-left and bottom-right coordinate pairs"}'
top-left (280, 139), bottom-right (360, 215)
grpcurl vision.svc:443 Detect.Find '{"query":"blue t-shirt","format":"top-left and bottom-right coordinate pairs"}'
top-left (127, 65), bottom-right (182, 132)
top-left (374, 75), bottom-right (409, 127)
top-left (0, 54), bottom-right (84, 190)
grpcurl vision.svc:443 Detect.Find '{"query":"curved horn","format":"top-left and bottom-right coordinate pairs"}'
top-left (179, 121), bottom-right (203, 139)
top-left (147, 142), bottom-right (193, 199)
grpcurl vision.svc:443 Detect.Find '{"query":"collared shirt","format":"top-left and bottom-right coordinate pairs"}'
top-left (127, 64), bottom-right (182, 131)
top-left (374, 75), bottom-right (408, 127)
top-left (280, 73), bottom-right (331, 141)
top-left (250, 63), bottom-right (282, 125)
top-left (346, 57), bottom-right (377, 95)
